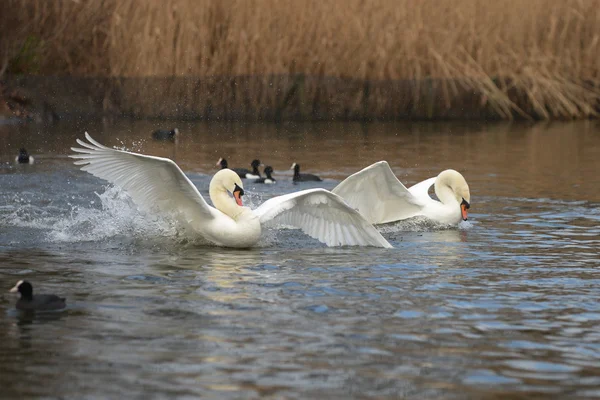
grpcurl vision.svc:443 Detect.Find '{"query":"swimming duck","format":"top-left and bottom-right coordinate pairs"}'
top-left (15, 148), bottom-right (34, 164)
top-left (152, 128), bottom-right (179, 142)
top-left (71, 133), bottom-right (391, 248)
top-left (291, 163), bottom-right (322, 182)
top-left (217, 158), bottom-right (263, 179)
top-left (10, 280), bottom-right (66, 311)
top-left (332, 161), bottom-right (471, 225)
top-left (254, 166), bottom-right (276, 184)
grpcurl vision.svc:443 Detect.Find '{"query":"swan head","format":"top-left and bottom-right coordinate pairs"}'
top-left (210, 169), bottom-right (245, 206)
top-left (436, 169), bottom-right (471, 221)
top-left (290, 163), bottom-right (299, 172)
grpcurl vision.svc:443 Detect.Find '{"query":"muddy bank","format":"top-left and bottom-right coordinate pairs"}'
top-left (2, 75), bottom-right (599, 122)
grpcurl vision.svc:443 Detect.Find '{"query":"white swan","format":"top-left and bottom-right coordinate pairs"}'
top-left (70, 133), bottom-right (392, 248)
top-left (332, 161), bottom-right (471, 225)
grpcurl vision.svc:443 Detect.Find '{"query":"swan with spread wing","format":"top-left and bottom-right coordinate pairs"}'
top-left (70, 133), bottom-right (392, 248)
top-left (332, 161), bottom-right (471, 225)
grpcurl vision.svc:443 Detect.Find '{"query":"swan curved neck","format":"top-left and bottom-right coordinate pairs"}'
top-left (209, 187), bottom-right (243, 219)
top-left (434, 180), bottom-right (460, 206)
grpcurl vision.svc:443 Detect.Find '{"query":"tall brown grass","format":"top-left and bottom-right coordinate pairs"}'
top-left (1, 0), bottom-right (599, 119)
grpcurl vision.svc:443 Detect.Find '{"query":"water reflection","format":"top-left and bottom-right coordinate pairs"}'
top-left (0, 120), bottom-right (599, 398)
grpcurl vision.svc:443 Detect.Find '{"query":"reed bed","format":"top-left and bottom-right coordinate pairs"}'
top-left (1, 0), bottom-right (599, 119)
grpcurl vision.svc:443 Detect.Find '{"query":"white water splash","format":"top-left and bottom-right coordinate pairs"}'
top-left (377, 216), bottom-right (466, 233)
top-left (0, 185), bottom-right (189, 243)
top-left (0, 180), bottom-right (283, 247)
top-left (46, 186), bottom-right (184, 243)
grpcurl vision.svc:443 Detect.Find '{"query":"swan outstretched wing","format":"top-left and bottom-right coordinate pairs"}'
top-left (332, 161), bottom-right (425, 224)
top-left (254, 189), bottom-right (392, 248)
top-left (70, 132), bottom-right (215, 223)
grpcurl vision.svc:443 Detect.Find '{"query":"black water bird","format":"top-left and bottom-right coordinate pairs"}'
top-left (9, 280), bottom-right (66, 311)
top-left (254, 166), bottom-right (276, 184)
top-left (15, 148), bottom-right (34, 164)
top-left (291, 162), bottom-right (322, 182)
top-left (217, 158), bottom-right (263, 179)
top-left (152, 128), bottom-right (179, 142)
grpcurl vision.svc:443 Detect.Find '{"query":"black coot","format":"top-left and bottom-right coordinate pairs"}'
top-left (152, 128), bottom-right (179, 141)
top-left (217, 158), bottom-right (263, 179)
top-left (254, 166), bottom-right (276, 184)
top-left (15, 148), bottom-right (34, 164)
top-left (10, 280), bottom-right (66, 311)
top-left (291, 163), bottom-right (322, 182)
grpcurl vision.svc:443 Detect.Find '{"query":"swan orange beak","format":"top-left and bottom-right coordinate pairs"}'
top-left (233, 183), bottom-right (244, 206)
top-left (234, 191), bottom-right (243, 206)
top-left (460, 199), bottom-right (470, 221)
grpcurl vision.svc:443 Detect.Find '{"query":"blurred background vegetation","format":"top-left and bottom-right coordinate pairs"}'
top-left (1, 0), bottom-right (599, 120)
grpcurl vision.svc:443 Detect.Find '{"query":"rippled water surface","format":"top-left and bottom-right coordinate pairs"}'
top-left (1, 120), bottom-right (599, 399)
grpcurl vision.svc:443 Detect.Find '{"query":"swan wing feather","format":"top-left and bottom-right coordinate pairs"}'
top-left (332, 161), bottom-right (423, 224)
top-left (254, 188), bottom-right (392, 248)
top-left (69, 132), bottom-right (215, 223)
top-left (408, 177), bottom-right (436, 199)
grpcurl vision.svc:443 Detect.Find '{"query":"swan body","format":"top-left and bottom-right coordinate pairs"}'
top-left (332, 161), bottom-right (471, 225)
top-left (71, 133), bottom-right (392, 248)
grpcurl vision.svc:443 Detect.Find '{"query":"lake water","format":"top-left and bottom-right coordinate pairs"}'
top-left (1, 119), bottom-right (599, 399)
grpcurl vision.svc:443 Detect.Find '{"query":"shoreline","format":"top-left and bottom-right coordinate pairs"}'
top-left (2, 75), bottom-right (599, 123)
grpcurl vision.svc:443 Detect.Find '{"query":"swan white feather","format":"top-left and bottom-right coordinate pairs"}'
top-left (70, 133), bottom-right (392, 248)
top-left (332, 161), bottom-right (471, 225)
top-left (71, 133), bottom-right (215, 223)
top-left (255, 189), bottom-right (392, 248)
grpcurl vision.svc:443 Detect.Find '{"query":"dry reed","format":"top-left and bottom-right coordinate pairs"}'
top-left (1, 0), bottom-right (599, 119)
